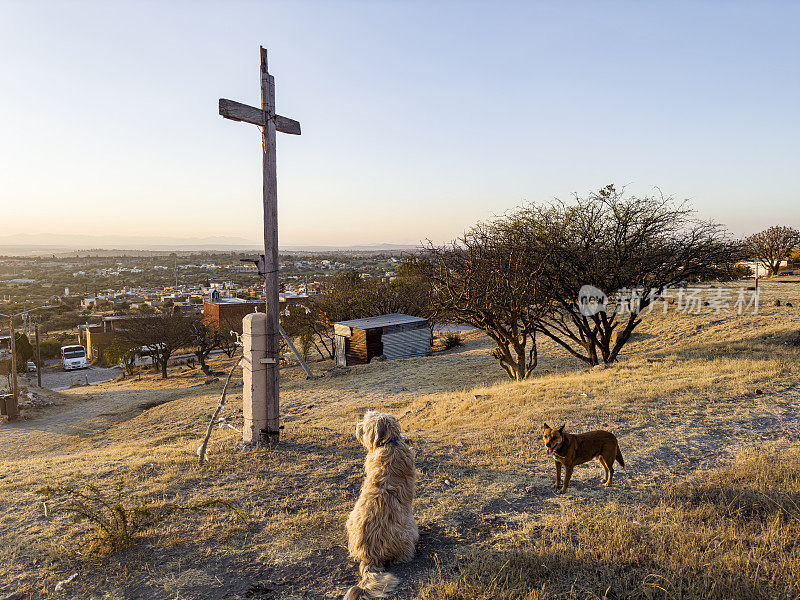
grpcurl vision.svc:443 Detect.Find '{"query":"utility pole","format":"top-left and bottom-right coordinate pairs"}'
top-left (8, 316), bottom-right (19, 420)
top-left (1, 305), bottom-right (50, 420)
top-left (35, 323), bottom-right (42, 388)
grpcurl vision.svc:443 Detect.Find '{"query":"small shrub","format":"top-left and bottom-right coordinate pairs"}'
top-left (441, 332), bottom-right (463, 350)
top-left (38, 479), bottom-right (244, 555)
top-left (299, 328), bottom-right (314, 361)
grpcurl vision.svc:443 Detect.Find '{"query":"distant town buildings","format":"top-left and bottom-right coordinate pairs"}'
top-left (0, 253), bottom-right (406, 361)
top-left (203, 293), bottom-right (309, 332)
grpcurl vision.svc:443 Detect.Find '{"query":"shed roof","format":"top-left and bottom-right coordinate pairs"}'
top-left (334, 313), bottom-right (428, 329)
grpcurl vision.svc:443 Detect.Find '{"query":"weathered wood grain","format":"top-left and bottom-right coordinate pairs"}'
top-left (219, 98), bottom-right (266, 126)
top-left (219, 99), bottom-right (300, 134)
top-left (261, 50), bottom-right (280, 445)
top-left (219, 45), bottom-right (302, 446)
top-left (274, 115), bottom-right (301, 135)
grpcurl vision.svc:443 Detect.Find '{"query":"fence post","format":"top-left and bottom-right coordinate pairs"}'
top-left (7, 317), bottom-right (19, 421)
top-left (242, 312), bottom-right (268, 444)
top-left (35, 323), bottom-right (42, 388)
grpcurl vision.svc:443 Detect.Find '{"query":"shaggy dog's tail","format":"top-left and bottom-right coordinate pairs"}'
top-left (343, 569), bottom-right (398, 599)
top-left (616, 446), bottom-right (625, 468)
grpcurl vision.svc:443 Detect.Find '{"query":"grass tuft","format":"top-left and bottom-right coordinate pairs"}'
top-left (38, 478), bottom-right (245, 555)
top-left (441, 332), bottom-right (464, 350)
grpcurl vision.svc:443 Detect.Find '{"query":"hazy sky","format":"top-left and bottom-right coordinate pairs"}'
top-left (1, 1), bottom-right (798, 247)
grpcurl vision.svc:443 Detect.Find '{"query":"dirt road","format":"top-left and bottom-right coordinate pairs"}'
top-left (26, 365), bottom-right (122, 391)
top-left (0, 383), bottom-right (193, 456)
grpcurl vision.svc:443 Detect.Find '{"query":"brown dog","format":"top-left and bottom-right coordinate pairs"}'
top-left (542, 423), bottom-right (624, 493)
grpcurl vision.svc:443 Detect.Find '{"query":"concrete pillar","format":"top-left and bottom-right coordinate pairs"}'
top-left (242, 312), bottom-right (268, 444)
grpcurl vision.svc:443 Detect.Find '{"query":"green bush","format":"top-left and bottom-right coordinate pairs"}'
top-left (40, 308), bottom-right (88, 333)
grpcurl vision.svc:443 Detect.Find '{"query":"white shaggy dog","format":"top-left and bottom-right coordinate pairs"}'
top-left (343, 411), bottom-right (418, 599)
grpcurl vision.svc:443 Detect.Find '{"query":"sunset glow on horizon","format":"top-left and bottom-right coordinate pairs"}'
top-left (1, 1), bottom-right (798, 248)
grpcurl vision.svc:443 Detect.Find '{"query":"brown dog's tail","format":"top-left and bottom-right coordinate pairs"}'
top-left (343, 569), bottom-right (398, 599)
top-left (616, 446), bottom-right (625, 468)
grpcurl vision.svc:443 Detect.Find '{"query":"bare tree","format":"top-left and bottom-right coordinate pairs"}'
top-left (390, 261), bottom-right (439, 341)
top-left (216, 316), bottom-right (243, 358)
top-left (118, 311), bottom-right (195, 379)
top-left (292, 272), bottom-right (379, 361)
top-left (281, 301), bottom-right (333, 360)
top-left (527, 185), bottom-right (740, 366)
top-left (189, 318), bottom-right (220, 376)
top-left (416, 218), bottom-right (553, 380)
top-left (103, 337), bottom-right (137, 375)
top-left (300, 297), bottom-right (345, 360)
top-left (744, 225), bottom-right (800, 277)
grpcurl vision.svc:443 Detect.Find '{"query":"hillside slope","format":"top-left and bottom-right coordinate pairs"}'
top-left (1, 279), bottom-right (799, 600)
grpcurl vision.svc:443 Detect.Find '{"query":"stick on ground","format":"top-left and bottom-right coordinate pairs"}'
top-left (198, 355), bottom-right (243, 466)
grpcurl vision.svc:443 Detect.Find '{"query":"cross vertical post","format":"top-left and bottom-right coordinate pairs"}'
top-left (219, 47), bottom-right (301, 446)
top-left (260, 47), bottom-right (280, 446)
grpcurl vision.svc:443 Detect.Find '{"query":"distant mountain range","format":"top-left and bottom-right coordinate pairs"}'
top-left (0, 233), bottom-right (421, 254)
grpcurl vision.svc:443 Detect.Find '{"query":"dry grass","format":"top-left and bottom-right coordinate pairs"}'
top-left (417, 446), bottom-right (800, 600)
top-left (37, 478), bottom-right (244, 555)
top-left (0, 278), bottom-right (798, 599)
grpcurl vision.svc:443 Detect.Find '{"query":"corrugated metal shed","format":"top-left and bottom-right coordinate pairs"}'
top-left (382, 322), bottom-right (430, 360)
top-left (335, 314), bottom-right (428, 329)
top-left (334, 313), bottom-right (430, 367)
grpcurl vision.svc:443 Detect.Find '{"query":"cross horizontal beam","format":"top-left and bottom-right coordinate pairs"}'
top-left (219, 99), bottom-right (301, 135)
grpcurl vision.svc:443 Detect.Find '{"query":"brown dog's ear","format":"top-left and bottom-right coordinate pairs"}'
top-left (558, 423), bottom-right (565, 433)
top-left (543, 422), bottom-right (551, 430)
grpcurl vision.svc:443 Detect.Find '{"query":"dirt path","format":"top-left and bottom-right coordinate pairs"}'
top-left (0, 385), bottom-right (182, 456)
top-left (601, 380), bottom-right (800, 496)
top-left (32, 365), bottom-right (123, 391)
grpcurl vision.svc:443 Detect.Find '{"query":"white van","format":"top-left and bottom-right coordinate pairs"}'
top-left (61, 345), bottom-right (88, 371)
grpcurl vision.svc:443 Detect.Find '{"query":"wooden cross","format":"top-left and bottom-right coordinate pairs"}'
top-left (219, 47), bottom-right (300, 446)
